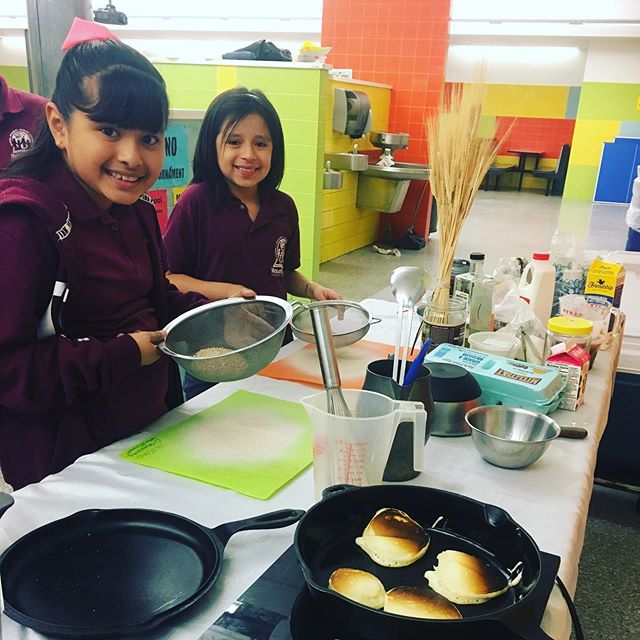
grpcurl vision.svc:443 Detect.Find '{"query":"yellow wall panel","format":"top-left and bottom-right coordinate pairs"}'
top-left (483, 85), bottom-right (568, 119)
top-left (216, 67), bottom-right (238, 93)
top-left (325, 80), bottom-right (391, 153)
top-left (322, 186), bottom-right (357, 211)
top-left (319, 81), bottom-right (391, 261)
top-left (569, 119), bottom-right (620, 166)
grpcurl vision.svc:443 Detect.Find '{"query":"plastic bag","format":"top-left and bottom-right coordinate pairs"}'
top-left (493, 289), bottom-right (547, 365)
top-left (222, 40), bottom-right (292, 62)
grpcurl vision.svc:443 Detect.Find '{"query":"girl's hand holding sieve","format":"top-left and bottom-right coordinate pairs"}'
top-left (128, 330), bottom-right (166, 366)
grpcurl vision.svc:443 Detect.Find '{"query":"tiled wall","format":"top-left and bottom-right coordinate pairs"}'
top-left (322, 0), bottom-right (451, 241)
top-left (321, 79), bottom-right (391, 262)
top-left (473, 83), bottom-right (578, 190)
top-left (564, 82), bottom-right (640, 200)
top-left (158, 63), bottom-right (327, 280)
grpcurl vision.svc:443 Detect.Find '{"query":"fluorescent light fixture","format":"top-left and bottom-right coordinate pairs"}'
top-left (450, 45), bottom-right (582, 63)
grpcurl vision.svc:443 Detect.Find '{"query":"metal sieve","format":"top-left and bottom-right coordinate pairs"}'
top-left (159, 296), bottom-right (292, 383)
top-left (290, 300), bottom-right (380, 348)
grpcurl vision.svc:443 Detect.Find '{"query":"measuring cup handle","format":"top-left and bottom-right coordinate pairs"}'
top-left (392, 400), bottom-right (427, 472)
top-left (610, 308), bottom-right (624, 336)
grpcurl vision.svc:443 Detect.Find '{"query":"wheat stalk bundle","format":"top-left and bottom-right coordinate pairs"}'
top-left (426, 83), bottom-right (510, 319)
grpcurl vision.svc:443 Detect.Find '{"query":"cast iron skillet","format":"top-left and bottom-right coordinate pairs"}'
top-left (0, 493), bottom-right (303, 638)
top-left (294, 484), bottom-right (568, 640)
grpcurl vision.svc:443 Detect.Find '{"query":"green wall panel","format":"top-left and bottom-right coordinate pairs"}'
top-left (283, 119), bottom-right (325, 147)
top-left (156, 64), bottom-right (216, 109)
top-left (267, 94), bottom-right (323, 121)
top-left (577, 82), bottom-right (640, 121)
top-left (288, 193), bottom-right (317, 217)
top-left (237, 68), bottom-right (323, 95)
top-left (0, 66), bottom-right (30, 92)
top-left (281, 168), bottom-right (318, 193)
top-left (563, 164), bottom-right (599, 200)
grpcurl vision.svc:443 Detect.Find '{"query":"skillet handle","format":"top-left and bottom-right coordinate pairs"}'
top-left (321, 484), bottom-right (359, 500)
top-left (212, 509), bottom-right (305, 546)
top-left (0, 492), bottom-right (14, 518)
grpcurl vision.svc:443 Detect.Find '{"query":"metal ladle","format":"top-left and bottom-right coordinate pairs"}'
top-left (390, 266), bottom-right (428, 384)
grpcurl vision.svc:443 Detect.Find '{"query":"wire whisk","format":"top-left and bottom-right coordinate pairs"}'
top-left (308, 304), bottom-right (352, 417)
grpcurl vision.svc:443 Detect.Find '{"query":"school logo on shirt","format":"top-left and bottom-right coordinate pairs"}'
top-left (9, 128), bottom-right (35, 156)
top-left (271, 236), bottom-right (287, 276)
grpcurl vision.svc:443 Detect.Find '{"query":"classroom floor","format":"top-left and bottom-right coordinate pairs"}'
top-left (319, 188), bottom-right (639, 640)
top-left (318, 189), bottom-right (629, 302)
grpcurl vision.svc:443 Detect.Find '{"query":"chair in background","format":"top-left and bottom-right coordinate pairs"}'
top-left (482, 163), bottom-right (518, 191)
top-left (531, 144), bottom-right (571, 196)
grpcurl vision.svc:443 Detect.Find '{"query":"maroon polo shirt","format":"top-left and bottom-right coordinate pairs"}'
top-left (164, 183), bottom-right (301, 300)
top-left (0, 162), bottom-right (205, 488)
top-left (0, 76), bottom-right (46, 172)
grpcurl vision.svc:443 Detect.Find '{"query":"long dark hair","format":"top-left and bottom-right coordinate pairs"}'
top-left (4, 39), bottom-right (169, 180)
top-left (192, 87), bottom-right (285, 207)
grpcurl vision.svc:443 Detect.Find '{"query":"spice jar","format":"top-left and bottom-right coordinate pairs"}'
top-left (545, 316), bottom-right (593, 360)
top-left (421, 296), bottom-right (467, 351)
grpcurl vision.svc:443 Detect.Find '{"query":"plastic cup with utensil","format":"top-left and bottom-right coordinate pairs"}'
top-left (362, 358), bottom-right (434, 482)
top-left (300, 389), bottom-right (427, 501)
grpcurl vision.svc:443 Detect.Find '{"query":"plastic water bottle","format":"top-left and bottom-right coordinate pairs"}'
top-left (518, 251), bottom-right (556, 326)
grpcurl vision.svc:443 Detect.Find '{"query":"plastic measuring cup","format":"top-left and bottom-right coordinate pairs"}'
top-left (300, 389), bottom-right (427, 501)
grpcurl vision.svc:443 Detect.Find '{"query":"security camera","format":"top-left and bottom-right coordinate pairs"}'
top-left (93, 2), bottom-right (128, 26)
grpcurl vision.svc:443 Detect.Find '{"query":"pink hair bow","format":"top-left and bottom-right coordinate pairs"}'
top-left (61, 17), bottom-right (120, 51)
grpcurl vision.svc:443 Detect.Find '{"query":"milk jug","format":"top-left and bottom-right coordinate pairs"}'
top-left (518, 251), bottom-right (556, 326)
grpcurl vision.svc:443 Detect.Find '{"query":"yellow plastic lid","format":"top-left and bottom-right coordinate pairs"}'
top-left (547, 316), bottom-right (593, 335)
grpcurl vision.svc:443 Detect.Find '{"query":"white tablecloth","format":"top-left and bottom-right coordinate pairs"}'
top-left (0, 299), bottom-right (618, 639)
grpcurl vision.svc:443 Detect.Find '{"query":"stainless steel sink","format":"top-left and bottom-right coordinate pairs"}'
top-left (324, 152), bottom-right (369, 172)
top-left (364, 162), bottom-right (430, 181)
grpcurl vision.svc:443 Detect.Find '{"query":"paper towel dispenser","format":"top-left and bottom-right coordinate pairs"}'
top-left (333, 88), bottom-right (373, 139)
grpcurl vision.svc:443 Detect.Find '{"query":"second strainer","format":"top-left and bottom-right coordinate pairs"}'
top-left (290, 301), bottom-right (380, 348)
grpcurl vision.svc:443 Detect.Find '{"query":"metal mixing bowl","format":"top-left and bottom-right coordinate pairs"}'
top-left (465, 405), bottom-right (560, 469)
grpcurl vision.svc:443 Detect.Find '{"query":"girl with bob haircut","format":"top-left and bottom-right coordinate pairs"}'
top-left (0, 21), bottom-right (205, 488)
top-left (164, 87), bottom-right (341, 399)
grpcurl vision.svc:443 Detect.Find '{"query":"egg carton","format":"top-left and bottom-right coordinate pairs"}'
top-left (425, 343), bottom-right (566, 415)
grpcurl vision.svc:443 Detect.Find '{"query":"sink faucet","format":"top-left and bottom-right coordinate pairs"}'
top-left (377, 148), bottom-right (395, 167)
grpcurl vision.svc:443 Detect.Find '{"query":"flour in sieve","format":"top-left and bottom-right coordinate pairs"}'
top-left (182, 409), bottom-right (301, 465)
top-left (190, 346), bottom-right (247, 380)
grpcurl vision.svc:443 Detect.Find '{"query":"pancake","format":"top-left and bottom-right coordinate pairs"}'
top-left (356, 508), bottom-right (430, 568)
top-left (328, 568), bottom-right (385, 609)
top-left (384, 585), bottom-right (462, 619)
top-left (424, 549), bottom-right (510, 605)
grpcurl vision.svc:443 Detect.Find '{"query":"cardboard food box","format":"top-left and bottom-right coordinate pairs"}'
top-left (545, 343), bottom-right (590, 411)
top-left (584, 258), bottom-right (625, 308)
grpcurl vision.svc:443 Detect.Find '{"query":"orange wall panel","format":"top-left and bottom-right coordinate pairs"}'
top-left (322, 0), bottom-right (451, 241)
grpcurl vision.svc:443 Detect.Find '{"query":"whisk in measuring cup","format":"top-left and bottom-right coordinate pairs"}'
top-left (308, 304), bottom-right (352, 417)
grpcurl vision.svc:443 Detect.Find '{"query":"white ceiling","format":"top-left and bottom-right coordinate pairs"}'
top-left (450, 0), bottom-right (640, 44)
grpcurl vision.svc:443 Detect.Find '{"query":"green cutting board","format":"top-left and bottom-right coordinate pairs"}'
top-left (121, 390), bottom-right (312, 499)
